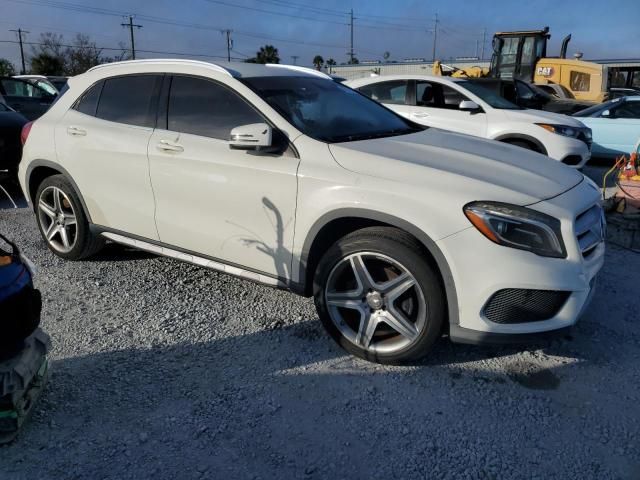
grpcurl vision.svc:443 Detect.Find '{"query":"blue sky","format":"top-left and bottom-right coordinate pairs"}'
top-left (1, 0), bottom-right (639, 68)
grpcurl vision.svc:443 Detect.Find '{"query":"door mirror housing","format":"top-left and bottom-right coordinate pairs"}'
top-left (459, 100), bottom-right (481, 112)
top-left (601, 109), bottom-right (612, 118)
top-left (229, 123), bottom-right (272, 150)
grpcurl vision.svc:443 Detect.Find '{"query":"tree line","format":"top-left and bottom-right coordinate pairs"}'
top-left (0, 34), bottom-right (359, 77)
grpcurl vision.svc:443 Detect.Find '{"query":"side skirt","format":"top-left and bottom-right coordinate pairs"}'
top-left (99, 231), bottom-right (301, 293)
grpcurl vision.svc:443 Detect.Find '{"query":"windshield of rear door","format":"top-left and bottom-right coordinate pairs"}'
top-left (240, 76), bottom-right (423, 143)
top-left (457, 80), bottom-right (522, 109)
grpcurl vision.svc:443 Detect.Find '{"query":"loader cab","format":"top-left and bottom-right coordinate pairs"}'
top-left (490, 28), bottom-right (549, 81)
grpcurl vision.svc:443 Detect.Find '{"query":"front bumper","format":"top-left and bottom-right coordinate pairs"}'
top-left (543, 133), bottom-right (591, 168)
top-left (437, 179), bottom-right (604, 343)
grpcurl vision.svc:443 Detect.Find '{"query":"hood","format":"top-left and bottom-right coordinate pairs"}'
top-left (542, 99), bottom-right (593, 115)
top-left (329, 128), bottom-right (583, 205)
top-left (504, 108), bottom-right (587, 127)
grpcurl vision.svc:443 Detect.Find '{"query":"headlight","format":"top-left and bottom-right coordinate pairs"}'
top-left (536, 123), bottom-right (580, 138)
top-left (463, 201), bottom-right (566, 258)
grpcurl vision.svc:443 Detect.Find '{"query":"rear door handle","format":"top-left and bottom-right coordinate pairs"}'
top-left (156, 140), bottom-right (184, 153)
top-left (411, 112), bottom-right (429, 118)
top-left (67, 126), bottom-right (87, 136)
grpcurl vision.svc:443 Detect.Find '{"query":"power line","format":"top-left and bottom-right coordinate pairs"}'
top-left (0, 39), bottom-right (239, 60)
top-left (121, 16), bottom-right (142, 60)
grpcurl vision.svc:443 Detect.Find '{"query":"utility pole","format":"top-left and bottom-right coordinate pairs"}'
top-left (9, 28), bottom-right (29, 74)
top-left (221, 29), bottom-right (233, 62)
top-left (481, 28), bottom-right (487, 60)
top-left (291, 55), bottom-right (299, 65)
top-left (121, 16), bottom-right (142, 60)
top-left (431, 13), bottom-right (439, 62)
top-left (475, 39), bottom-right (479, 59)
top-left (349, 9), bottom-right (355, 64)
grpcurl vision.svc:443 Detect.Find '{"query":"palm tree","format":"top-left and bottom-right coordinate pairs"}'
top-left (246, 45), bottom-right (280, 64)
top-left (326, 58), bottom-right (336, 73)
top-left (312, 55), bottom-right (324, 70)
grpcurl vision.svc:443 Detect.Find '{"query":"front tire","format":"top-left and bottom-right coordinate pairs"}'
top-left (35, 175), bottom-right (104, 260)
top-left (313, 227), bottom-right (446, 364)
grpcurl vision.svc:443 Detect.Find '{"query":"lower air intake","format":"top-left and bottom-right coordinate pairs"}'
top-left (483, 289), bottom-right (570, 324)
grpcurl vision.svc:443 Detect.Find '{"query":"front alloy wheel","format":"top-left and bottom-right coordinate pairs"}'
top-left (325, 252), bottom-right (426, 353)
top-left (314, 227), bottom-right (445, 364)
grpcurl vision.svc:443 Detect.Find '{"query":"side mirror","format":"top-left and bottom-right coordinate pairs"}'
top-left (601, 109), bottom-right (612, 118)
top-left (229, 123), bottom-right (272, 150)
top-left (459, 100), bottom-right (481, 112)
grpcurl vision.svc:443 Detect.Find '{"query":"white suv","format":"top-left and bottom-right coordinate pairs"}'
top-left (346, 74), bottom-right (593, 168)
top-left (18, 60), bottom-right (605, 364)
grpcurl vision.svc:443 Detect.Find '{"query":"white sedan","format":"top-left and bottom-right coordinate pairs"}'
top-left (346, 74), bottom-right (592, 168)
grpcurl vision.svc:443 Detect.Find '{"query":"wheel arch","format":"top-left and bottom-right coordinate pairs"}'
top-left (493, 133), bottom-right (548, 155)
top-left (25, 160), bottom-right (92, 223)
top-left (298, 209), bottom-right (459, 327)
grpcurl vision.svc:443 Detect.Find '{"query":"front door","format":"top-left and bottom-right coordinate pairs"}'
top-left (148, 75), bottom-right (299, 280)
top-left (408, 80), bottom-right (488, 137)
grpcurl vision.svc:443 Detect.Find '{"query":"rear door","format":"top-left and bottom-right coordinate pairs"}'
top-left (54, 74), bottom-right (162, 239)
top-left (356, 80), bottom-right (412, 117)
top-left (147, 75), bottom-right (299, 279)
top-left (0, 78), bottom-right (55, 120)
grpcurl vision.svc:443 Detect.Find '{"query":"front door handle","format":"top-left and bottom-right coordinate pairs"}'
top-left (156, 140), bottom-right (184, 153)
top-left (67, 126), bottom-right (87, 136)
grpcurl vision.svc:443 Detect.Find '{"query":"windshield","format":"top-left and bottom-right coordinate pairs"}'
top-left (573, 98), bottom-right (621, 117)
top-left (240, 76), bottom-right (422, 143)
top-left (457, 81), bottom-right (522, 109)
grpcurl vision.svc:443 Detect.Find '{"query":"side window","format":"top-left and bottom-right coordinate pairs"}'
top-left (358, 80), bottom-right (408, 105)
top-left (613, 102), bottom-right (640, 119)
top-left (416, 81), bottom-right (436, 106)
top-left (73, 81), bottom-right (103, 117)
top-left (95, 75), bottom-right (160, 128)
top-left (441, 85), bottom-right (469, 109)
top-left (570, 71), bottom-right (591, 92)
top-left (167, 76), bottom-right (263, 139)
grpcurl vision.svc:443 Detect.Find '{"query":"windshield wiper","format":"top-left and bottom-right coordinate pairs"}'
top-left (328, 128), bottom-right (419, 143)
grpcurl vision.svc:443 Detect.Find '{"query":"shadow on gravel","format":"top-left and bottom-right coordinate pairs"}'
top-left (1, 320), bottom-right (619, 479)
top-left (87, 243), bottom-right (158, 262)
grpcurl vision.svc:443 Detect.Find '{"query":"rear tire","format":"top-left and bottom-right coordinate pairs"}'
top-left (35, 175), bottom-right (104, 260)
top-left (313, 227), bottom-right (446, 364)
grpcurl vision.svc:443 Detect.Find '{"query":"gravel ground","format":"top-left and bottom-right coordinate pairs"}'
top-left (0, 206), bottom-right (639, 480)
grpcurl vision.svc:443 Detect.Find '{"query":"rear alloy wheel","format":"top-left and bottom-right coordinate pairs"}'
top-left (314, 227), bottom-right (445, 364)
top-left (35, 175), bottom-right (104, 259)
top-left (37, 186), bottom-right (78, 254)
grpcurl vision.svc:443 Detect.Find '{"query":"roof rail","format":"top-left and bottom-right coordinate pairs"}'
top-left (86, 59), bottom-right (233, 77)
top-left (265, 64), bottom-right (332, 80)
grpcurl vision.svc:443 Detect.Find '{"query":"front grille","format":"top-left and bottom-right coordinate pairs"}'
top-left (483, 288), bottom-right (570, 324)
top-left (575, 204), bottom-right (604, 258)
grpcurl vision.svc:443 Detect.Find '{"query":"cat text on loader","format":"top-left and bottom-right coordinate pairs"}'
top-left (490, 27), bottom-right (608, 102)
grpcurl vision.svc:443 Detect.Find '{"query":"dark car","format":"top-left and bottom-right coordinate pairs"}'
top-left (0, 97), bottom-right (29, 177)
top-left (609, 87), bottom-right (640, 100)
top-left (0, 77), bottom-right (56, 120)
top-left (470, 78), bottom-right (594, 115)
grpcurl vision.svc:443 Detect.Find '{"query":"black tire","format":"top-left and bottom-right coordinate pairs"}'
top-left (501, 139), bottom-right (541, 153)
top-left (313, 227), bottom-right (446, 364)
top-left (34, 174), bottom-right (104, 260)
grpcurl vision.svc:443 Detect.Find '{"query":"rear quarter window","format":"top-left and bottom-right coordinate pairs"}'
top-left (72, 81), bottom-right (103, 116)
top-left (95, 75), bottom-right (161, 128)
